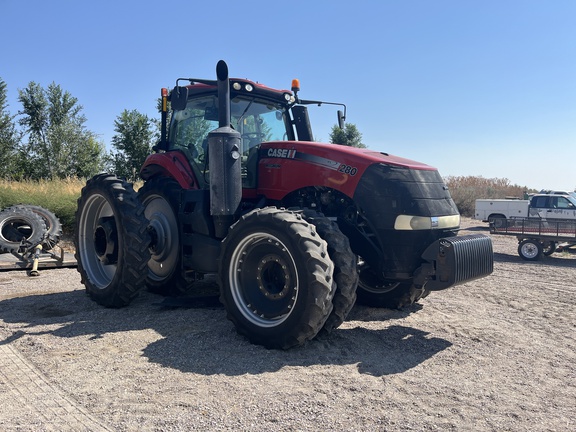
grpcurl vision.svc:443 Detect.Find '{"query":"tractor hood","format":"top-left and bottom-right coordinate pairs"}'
top-left (256, 141), bottom-right (440, 201)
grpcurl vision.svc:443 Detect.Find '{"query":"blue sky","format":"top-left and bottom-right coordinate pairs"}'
top-left (2, 0), bottom-right (575, 191)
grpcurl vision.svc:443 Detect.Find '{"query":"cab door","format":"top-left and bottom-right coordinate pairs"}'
top-left (550, 196), bottom-right (576, 220)
top-left (536, 196), bottom-right (576, 220)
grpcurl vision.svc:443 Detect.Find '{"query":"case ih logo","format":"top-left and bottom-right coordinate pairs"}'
top-left (267, 148), bottom-right (296, 159)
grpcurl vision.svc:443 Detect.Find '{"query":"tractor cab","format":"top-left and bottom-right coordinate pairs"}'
top-left (156, 77), bottom-right (345, 190)
top-left (158, 80), bottom-right (300, 189)
top-left (168, 91), bottom-right (290, 188)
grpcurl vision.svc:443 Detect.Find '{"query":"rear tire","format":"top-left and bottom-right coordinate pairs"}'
top-left (218, 207), bottom-right (335, 349)
top-left (138, 177), bottom-right (189, 296)
top-left (489, 215), bottom-right (507, 229)
top-left (74, 174), bottom-right (151, 308)
top-left (0, 207), bottom-right (46, 252)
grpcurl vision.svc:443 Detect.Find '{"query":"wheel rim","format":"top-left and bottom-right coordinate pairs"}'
top-left (142, 194), bottom-right (178, 282)
top-left (228, 232), bottom-right (298, 327)
top-left (358, 263), bottom-right (400, 294)
top-left (520, 242), bottom-right (539, 259)
top-left (77, 193), bottom-right (118, 289)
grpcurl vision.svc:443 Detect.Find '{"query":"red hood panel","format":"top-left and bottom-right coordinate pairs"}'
top-left (257, 141), bottom-right (437, 200)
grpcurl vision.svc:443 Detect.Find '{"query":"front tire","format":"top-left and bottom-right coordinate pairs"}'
top-left (356, 263), bottom-right (427, 309)
top-left (218, 207), bottom-right (335, 349)
top-left (74, 174), bottom-right (151, 308)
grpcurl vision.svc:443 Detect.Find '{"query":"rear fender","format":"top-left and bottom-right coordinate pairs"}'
top-left (140, 152), bottom-right (200, 190)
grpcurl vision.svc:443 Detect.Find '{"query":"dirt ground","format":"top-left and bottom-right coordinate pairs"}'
top-left (0, 219), bottom-right (574, 431)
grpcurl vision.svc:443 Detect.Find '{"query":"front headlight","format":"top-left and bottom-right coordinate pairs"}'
top-left (394, 214), bottom-right (460, 230)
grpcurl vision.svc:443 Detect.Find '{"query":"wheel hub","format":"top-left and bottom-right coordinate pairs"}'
top-left (147, 217), bottom-right (169, 259)
top-left (94, 216), bottom-right (118, 265)
top-left (257, 254), bottom-right (291, 300)
top-left (231, 235), bottom-right (298, 322)
top-left (521, 243), bottom-right (538, 258)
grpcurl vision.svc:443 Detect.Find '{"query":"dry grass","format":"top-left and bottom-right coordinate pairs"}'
top-left (0, 177), bottom-right (86, 231)
top-left (444, 175), bottom-right (535, 217)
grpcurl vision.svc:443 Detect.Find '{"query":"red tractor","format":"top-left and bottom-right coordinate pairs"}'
top-left (74, 61), bottom-right (493, 349)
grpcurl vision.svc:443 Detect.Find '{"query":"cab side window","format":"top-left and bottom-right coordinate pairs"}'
top-left (169, 96), bottom-right (219, 165)
top-left (531, 196), bottom-right (547, 208)
top-left (557, 197), bottom-right (573, 209)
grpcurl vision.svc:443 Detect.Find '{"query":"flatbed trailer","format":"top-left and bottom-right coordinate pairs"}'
top-left (490, 217), bottom-right (576, 261)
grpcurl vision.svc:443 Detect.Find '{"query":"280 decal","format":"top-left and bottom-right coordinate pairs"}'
top-left (338, 164), bottom-right (358, 176)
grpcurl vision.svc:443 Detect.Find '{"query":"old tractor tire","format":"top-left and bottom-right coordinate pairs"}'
top-left (7, 205), bottom-right (62, 250)
top-left (0, 207), bottom-right (47, 253)
top-left (356, 263), bottom-right (427, 309)
top-left (74, 174), bottom-right (151, 308)
top-left (300, 209), bottom-right (358, 334)
top-left (138, 177), bottom-right (190, 296)
top-left (518, 239), bottom-right (542, 261)
top-left (218, 207), bottom-right (335, 349)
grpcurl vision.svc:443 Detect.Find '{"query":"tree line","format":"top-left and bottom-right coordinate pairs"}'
top-left (1, 78), bottom-right (367, 183)
top-left (0, 78), bottom-right (156, 182)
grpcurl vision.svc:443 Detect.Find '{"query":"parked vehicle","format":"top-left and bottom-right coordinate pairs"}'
top-left (74, 61), bottom-right (494, 349)
top-left (490, 217), bottom-right (576, 260)
top-left (475, 194), bottom-right (576, 226)
top-left (539, 189), bottom-right (576, 199)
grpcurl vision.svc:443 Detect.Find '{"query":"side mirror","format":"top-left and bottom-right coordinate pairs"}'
top-left (170, 86), bottom-right (189, 111)
top-left (337, 110), bottom-right (345, 129)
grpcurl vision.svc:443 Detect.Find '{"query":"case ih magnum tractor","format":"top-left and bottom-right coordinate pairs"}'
top-left (75, 61), bottom-right (493, 349)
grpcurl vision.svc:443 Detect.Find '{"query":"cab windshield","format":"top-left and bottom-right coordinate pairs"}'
top-left (169, 95), bottom-right (289, 167)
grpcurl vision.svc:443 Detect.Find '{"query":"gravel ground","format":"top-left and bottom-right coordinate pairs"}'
top-left (0, 219), bottom-right (574, 431)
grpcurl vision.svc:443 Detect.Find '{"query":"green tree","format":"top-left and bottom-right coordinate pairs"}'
top-left (108, 109), bottom-right (154, 180)
top-left (0, 78), bottom-right (21, 178)
top-left (17, 82), bottom-right (105, 179)
top-left (329, 123), bottom-right (366, 148)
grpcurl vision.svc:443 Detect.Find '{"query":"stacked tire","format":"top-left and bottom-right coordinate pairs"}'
top-left (0, 205), bottom-right (62, 253)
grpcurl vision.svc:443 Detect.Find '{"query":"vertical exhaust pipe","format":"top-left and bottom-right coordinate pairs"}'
top-left (217, 60), bottom-right (230, 128)
top-left (208, 60), bottom-right (242, 238)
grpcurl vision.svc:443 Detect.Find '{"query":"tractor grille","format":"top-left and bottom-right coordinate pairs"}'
top-left (422, 234), bottom-right (493, 290)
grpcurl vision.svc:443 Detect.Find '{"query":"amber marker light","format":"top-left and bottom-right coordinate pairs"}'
top-left (161, 88), bottom-right (168, 111)
top-left (291, 79), bottom-right (300, 92)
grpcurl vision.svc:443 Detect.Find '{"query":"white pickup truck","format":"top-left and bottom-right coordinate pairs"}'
top-left (475, 194), bottom-right (576, 225)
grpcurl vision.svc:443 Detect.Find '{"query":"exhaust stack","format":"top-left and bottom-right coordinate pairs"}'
top-left (208, 60), bottom-right (242, 238)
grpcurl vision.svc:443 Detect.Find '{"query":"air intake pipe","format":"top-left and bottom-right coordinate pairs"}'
top-left (208, 60), bottom-right (242, 238)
